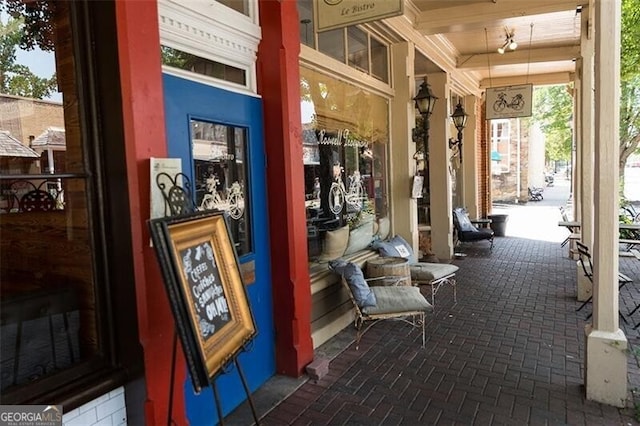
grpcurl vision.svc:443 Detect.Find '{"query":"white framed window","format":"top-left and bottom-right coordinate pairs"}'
top-left (491, 120), bottom-right (511, 174)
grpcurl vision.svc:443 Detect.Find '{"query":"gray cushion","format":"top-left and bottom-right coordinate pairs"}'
top-left (328, 260), bottom-right (377, 308)
top-left (344, 222), bottom-right (374, 255)
top-left (410, 263), bottom-right (459, 282)
top-left (371, 234), bottom-right (417, 264)
top-left (318, 225), bottom-right (349, 261)
top-left (362, 286), bottom-right (432, 315)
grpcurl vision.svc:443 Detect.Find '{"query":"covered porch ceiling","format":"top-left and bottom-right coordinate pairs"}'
top-left (409, 0), bottom-right (584, 90)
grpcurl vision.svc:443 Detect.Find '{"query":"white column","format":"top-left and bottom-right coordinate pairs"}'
top-left (581, 3), bottom-right (595, 251)
top-left (585, 0), bottom-right (626, 407)
top-left (428, 72), bottom-right (454, 260)
top-left (389, 42), bottom-right (417, 248)
top-left (577, 4), bottom-right (596, 301)
top-left (462, 95), bottom-right (479, 219)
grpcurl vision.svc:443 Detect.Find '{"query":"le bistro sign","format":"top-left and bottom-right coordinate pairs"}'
top-left (314, 0), bottom-right (404, 32)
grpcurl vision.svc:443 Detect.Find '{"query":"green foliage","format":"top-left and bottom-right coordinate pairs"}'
top-left (622, 0), bottom-right (640, 80)
top-left (621, 0), bottom-right (640, 165)
top-left (532, 85), bottom-right (573, 163)
top-left (0, 0), bottom-right (55, 51)
top-left (0, 16), bottom-right (57, 99)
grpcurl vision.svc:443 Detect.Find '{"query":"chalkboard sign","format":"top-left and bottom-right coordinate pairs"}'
top-left (148, 210), bottom-right (256, 392)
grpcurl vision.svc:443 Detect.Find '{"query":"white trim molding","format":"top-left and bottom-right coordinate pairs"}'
top-left (158, 0), bottom-right (261, 93)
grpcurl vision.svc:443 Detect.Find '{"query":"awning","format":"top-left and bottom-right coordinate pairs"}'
top-left (0, 131), bottom-right (40, 158)
top-left (491, 151), bottom-right (502, 161)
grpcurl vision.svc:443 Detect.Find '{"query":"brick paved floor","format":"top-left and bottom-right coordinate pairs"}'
top-left (229, 235), bottom-right (640, 426)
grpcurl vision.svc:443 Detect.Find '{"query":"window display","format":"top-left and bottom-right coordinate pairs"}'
top-left (300, 68), bottom-right (389, 261)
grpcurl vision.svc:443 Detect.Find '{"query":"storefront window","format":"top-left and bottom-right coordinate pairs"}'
top-left (0, 1), bottom-right (140, 406)
top-left (300, 68), bottom-right (389, 261)
top-left (191, 120), bottom-right (251, 256)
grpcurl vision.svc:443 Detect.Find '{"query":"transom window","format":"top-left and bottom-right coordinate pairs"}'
top-left (297, 0), bottom-right (389, 83)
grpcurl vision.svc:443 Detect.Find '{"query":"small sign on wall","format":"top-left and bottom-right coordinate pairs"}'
top-left (314, 0), bottom-right (404, 32)
top-left (486, 84), bottom-right (533, 120)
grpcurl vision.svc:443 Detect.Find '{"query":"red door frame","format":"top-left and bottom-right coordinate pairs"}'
top-left (258, 0), bottom-right (314, 376)
top-left (115, 2), bottom-right (187, 424)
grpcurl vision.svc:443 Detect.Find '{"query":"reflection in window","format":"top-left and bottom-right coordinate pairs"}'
top-left (161, 46), bottom-right (246, 86)
top-left (0, 1), bottom-right (132, 404)
top-left (216, 0), bottom-right (249, 16)
top-left (300, 68), bottom-right (389, 262)
top-left (347, 27), bottom-right (368, 73)
top-left (297, 1), bottom-right (389, 83)
top-left (318, 29), bottom-right (345, 63)
top-left (491, 120), bottom-right (511, 174)
top-left (298, 0), bottom-right (314, 48)
top-left (191, 120), bottom-right (251, 256)
top-left (370, 36), bottom-right (388, 83)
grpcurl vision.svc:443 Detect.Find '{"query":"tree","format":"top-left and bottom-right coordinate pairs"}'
top-left (0, 16), bottom-right (57, 99)
top-left (532, 84), bottom-right (573, 165)
top-left (619, 0), bottom-right (640, 177)
top-left (533, 0), bottom-right (640, 184)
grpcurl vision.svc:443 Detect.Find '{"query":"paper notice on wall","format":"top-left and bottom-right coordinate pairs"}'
top-left (150, 157), bottom-right (183, 220)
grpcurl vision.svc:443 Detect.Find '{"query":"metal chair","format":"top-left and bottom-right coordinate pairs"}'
top-left (574, 241), bottom-right (632, 323)
top-left (452, 208), bottom-right (494, 250)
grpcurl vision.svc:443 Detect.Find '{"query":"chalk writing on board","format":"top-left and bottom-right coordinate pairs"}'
top-left (181, 242), bottom-right (230, 339)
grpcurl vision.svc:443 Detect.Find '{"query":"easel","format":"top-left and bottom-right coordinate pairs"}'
top-left (166, 329), bottom-right (260, 426)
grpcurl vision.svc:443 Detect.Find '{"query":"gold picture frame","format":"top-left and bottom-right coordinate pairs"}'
top-left (148, 210), bottom-right (256, 392)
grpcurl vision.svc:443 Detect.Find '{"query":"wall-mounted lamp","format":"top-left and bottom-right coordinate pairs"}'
top-left (413, 77), bottom-right (438, 160)
top-left (497, 29), bottom-right (517, 54)
top-left (448, 101), bottom-right (468, 163)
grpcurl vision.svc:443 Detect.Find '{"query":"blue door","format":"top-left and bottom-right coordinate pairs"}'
top-left (163, 73), bottom-right (274, 424)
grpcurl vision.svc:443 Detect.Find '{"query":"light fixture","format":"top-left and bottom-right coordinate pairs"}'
top-left (497, 28), bottom-right (517, 54)
top-left (448, 101), bottom-right (468, 163)
top-left (413, 77), bottom-right (438, 159)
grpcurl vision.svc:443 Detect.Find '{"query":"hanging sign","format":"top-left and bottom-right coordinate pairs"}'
top-left (486, 84), bottom-right (533, 120)
top-left (314, 0), bottom-right (404, 32)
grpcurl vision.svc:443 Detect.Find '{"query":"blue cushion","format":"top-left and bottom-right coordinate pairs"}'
top-left (371, 234), bottom-right (417, 264)
top-left (328, 260), bottom-right (377, 308)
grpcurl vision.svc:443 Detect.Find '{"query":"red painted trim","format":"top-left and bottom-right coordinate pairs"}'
top-left (258, 0), bottom-right (314, 376)
top-left (115, 1), bottom-right (187, 424)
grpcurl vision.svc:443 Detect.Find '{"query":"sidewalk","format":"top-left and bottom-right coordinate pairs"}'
top-left (227, 198), bottom-right (640, 425)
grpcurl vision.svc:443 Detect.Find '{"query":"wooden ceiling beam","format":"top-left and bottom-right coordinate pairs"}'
top-left (415, 0), bottom-right (582, 34)
top-left (457, 45), bottom-right (581, 70)
top-left (480, 72), bottom-right (575, 89)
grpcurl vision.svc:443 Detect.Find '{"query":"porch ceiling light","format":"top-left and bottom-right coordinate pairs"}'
top-left (497, 28), bottom-right (517, 54)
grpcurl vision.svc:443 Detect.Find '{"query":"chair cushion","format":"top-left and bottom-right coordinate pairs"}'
top-left (344, 222), bottom-right (374, 256)
top-left (328, 259), bottom-right (377, 308)
top-left (453, 208), bottom-right (478, 233)
top-left (318, 225), bottom-right (350, 262)
top-left (376, 217), bottom-right (391, 240)
top-left (410, 263), bottom-right (459, 282)
top-left (459, 229), bottom-right (493, 242)
top-left (362, 286), bottom-right (431, 315)
top-left (371, 234), bottom-right (417, 264)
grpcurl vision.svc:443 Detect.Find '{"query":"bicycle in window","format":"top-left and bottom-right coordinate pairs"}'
top-left (328, 169), bottom-right (366, 215)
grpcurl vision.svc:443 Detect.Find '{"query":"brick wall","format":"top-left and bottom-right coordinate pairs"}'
top-left (62, 387), bottom-right (127, 426)
top-left (0, 95), bottom-right (64, 145)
